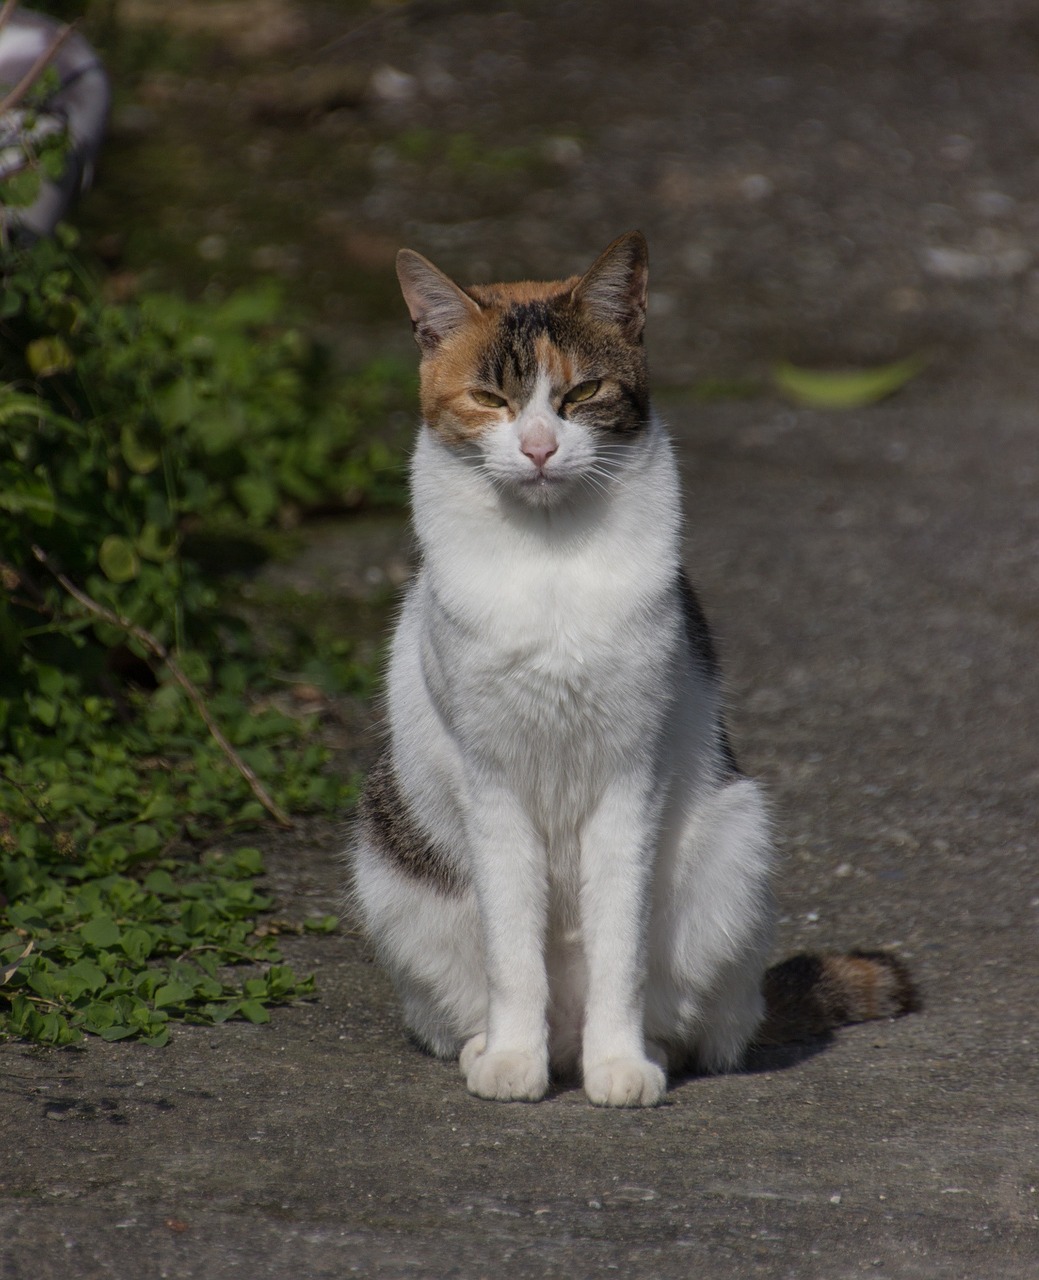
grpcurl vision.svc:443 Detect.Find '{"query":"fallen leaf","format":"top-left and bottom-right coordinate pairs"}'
top-left (774, 355), bottom-right (926, 409)
top-left (1, 941), bottom-right (34, 985)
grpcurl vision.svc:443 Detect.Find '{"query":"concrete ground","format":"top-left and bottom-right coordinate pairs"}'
top-left (2, 2), bottom-right (1038, 1276)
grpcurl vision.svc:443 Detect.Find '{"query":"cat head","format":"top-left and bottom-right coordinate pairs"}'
top-left (396, 232), bottom-right (651, 507)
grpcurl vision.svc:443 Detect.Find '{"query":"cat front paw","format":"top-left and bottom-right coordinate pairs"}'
top-left (583, 1056), bottom-right (667, 1108)
top-left (465, 1048), bottom-right (548, 1102)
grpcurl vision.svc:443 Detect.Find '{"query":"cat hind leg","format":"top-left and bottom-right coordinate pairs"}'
top-left (648, 777), bottom-right (775, 1072)
top-left (350, 839), bottom-right (487, 1060)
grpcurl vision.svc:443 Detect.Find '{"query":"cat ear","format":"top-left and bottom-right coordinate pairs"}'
top-left (396, 249), bottom-right (482, 354)
top-left (571, 231), bottom-right (649, 342)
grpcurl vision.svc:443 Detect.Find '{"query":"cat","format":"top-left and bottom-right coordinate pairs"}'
top-left (349, 232), bottom-right (917, 1107)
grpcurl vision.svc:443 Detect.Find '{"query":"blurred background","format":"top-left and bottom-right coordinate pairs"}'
top-left (25, 0), bottom-right (1039, 383)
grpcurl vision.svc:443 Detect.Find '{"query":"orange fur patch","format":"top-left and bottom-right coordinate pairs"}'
top-left (418, 278), bottom-right (581, 444)
top-left (465, 277), bottom-right (579, 308)
top-left (418, 308), bottom-right (506, 444)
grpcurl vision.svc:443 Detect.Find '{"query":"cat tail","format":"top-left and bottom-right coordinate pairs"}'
top-left (755, 950), bottom-right (920, 1045)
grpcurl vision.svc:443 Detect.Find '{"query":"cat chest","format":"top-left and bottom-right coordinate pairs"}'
top-left (432, 599), bottom-right (676, 754)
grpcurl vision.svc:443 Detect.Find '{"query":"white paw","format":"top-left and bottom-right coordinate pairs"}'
top-left (583, 1056), bottom-right (667, 1108)
top-left (465, 1049), bottom-right (548, 1102)
top-left (459, 1033), bottom-right (487, 1075)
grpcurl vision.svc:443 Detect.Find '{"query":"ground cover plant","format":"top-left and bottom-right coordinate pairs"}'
top-left (0, 223), bottom-right (409, 1047)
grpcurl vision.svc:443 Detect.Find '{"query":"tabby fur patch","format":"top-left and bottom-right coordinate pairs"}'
top-left (359, 750), bottom-right (466, 895)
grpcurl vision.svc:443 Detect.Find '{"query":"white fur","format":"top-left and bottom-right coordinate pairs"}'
top-left (351, 407), bottom-right (774, 1106)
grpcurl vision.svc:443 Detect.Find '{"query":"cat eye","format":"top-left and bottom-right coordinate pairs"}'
top-left (471, 389), bottom-right (508, 409)
top-left (563, 379), bottom-right (601, 404)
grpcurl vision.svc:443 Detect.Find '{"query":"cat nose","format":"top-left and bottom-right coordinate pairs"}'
top-left (522, 440), bottom-right (558, 469)
top-left (520, 427), bottom-right (559, 469)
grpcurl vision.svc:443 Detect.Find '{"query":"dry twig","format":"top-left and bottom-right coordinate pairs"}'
top-left (29, 545), bottom-right (294, 829)
top-left (0, 12), bottom-right (76, 115)
top-left (0, 0), bottom-right (19, 38)
top-left (1, 941), bottom-right (35, 986)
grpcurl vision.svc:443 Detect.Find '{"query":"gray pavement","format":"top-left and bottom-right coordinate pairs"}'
top-left (3, 2), bottom-right (1039, 1276)
top-left (3, 372), bottom-right (1036, 1279)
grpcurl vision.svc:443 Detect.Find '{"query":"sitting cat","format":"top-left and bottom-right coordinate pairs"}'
top-left (350, 232), bottom-right (916, 1107)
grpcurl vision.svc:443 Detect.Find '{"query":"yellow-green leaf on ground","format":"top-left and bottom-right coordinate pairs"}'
top-left (774, 355), bottom-right (926, 409)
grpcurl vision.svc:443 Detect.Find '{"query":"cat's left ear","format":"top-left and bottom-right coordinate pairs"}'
top-left (571, 231), bottom-right (649, 343)
top-left (396, 249), bottom-right (482, 354)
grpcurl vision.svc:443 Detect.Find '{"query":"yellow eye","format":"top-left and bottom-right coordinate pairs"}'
top-left (471, 389), bottom-right (508, 409)
top-left (564, 379), bottom-right (601, 404)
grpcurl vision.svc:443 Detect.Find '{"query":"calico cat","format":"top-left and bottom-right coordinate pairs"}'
top-left (350, 232), bottom-right (916, 1107)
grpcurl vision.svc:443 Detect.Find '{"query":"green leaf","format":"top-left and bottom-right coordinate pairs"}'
top-left (233, 474), bottom-right (280, 523)
top-left (180, 901), bottom-right (213, 935)
top-left (154, 379), bottom-right (197, 428)
top-left (28, 696), bottom-right (58, 727)
top-left (303, 915), bottom-right (339, 934)
top-left (238, 1000), bottom-right (270, 1024)
top-left (80, 1001), bottom-right (118, 1033)
top-left (28, 968), bottom-right (66, 1000)
top-left (38, 1011), bottom-right (79, 1045)
top-left (98, 535), bottom-right (141, 583)
top-left (66, 958), bottom-right (108, 995)
top-left (133, 824), bottom-right (161, 854)
top-left (121, 425), bottom-right (161, 475)
top-left (226, 847), bottom-right (264, 878)
top-left (1, 167), bottom-right (43, 209)
top-left (0, 479), bottom-right (61, 526)
top-left (80, 916), bottom-right (122, 948)
top-left (99, 1024), bottom-right (138, 1041)
top-left (153, 981), bottom-right (195, 1009)
top-left (143, 869), bottom-right (176, 896)
top-left (35, 666), bottom-right (66, 699)
top-left (120, 927), bottom-right (156, 964)
top-left (25, 335), bottom-right (75, 378)
top-left (773, 355), bottom-right (926, 409)
top-left (136, 522), bottom-right (177, 563)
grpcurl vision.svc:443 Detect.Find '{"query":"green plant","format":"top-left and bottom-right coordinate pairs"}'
top-left (1, 229), bottom-right (408, 668)
top-left (0, 229), bottom-right (407, 1046)
top-left (0, 65), bottom-right (70, 216)
top-left (0, 616), bottom-right (361, 1045)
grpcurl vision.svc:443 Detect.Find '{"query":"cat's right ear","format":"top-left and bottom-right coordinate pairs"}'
top-left (396, 249), bottom-right (482, 354)
top-left (571, 231), bottom-right (649, 343)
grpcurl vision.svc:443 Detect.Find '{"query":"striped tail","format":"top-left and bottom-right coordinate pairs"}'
top-left (756, 950), bottom-right (920, 1045)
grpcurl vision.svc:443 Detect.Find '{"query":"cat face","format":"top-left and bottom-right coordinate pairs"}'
top-left (396, 233), bottom-right (651, 507)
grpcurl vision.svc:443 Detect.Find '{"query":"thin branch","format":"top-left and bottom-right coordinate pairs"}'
top-left (0, 557), bottom-right (47, 609)
top-left (30, 545), bottom-right (294, 830)
top-left (0, 19), bottom-right (76, 115)
top-left (0, 759), bottom-right (60, 836)
top-left (0, 0), bottom-right (19, 39)
top-left (314, 3), bottom-right (403, 56)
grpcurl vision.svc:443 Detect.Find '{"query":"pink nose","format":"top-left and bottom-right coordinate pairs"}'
top-left (522, 440), bottom-right (558, 469)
